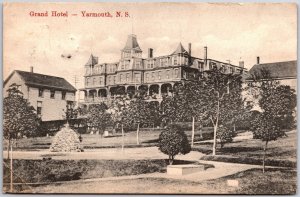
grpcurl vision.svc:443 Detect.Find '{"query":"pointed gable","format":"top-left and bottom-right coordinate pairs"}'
top-left (123, 34), bottom-right (142, 52)
top-left (85, 54), bottom-right (98, 66)
top-left (172, 42), bottom-right (188, 55)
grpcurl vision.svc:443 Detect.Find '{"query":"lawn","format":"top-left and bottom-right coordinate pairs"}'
top-left (193, 130), bottom-right (297, 163)
top-left (3, 126), bottom-right (214, 151)
top-left (3, 158), bottom-right (212, 193)
top-left (17, 168), bottom-right (296, 194)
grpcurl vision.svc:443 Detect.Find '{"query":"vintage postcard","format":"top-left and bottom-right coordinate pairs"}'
top-left (3, 2), bottom-right (297, 194)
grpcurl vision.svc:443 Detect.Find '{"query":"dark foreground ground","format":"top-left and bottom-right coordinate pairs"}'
top-left (7, 168), bottom-right (296, 194)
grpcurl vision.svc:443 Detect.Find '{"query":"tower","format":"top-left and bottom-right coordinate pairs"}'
top-left (121, 34), bottom-right (142, 59)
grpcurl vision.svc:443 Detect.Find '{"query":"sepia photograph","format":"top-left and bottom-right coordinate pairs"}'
top-left (2, 2), bottom-right (297, 194)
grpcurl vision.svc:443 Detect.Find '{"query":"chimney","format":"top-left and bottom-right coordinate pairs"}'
top-left (257, 56), bottom-right (260, 64)
top-left (204, 46), bottom-right (208, 66)
top-left (148, 48), bottom-right (153, 58)
top-left (239, 61), bottom-right (244, 68)
top-left (188, 43), bottom-right (192, 56)
top-left (30, 66), bottom-right (34, 73)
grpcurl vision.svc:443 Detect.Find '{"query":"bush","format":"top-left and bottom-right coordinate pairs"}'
top-left (158, 124), bottom-right (191, 165)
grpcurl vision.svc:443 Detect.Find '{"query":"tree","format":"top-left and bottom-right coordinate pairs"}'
top-left (216, 125), bottom-right (235, 149)
top-left (4, 84), bottom-right (40, 158)
top-left (250, 113), bottom-right (284, 173)
top-left (87, 103), bottom-right (111, 137)
top-left (4, 83), bottom-right (40, 192)
top-left (248, 68), bottom-right (297, 173)
top-left (158, 124), bottom-right (191, 165)
top-left (203, 67), bottom-right (244, 155)
top-left (145, 101), bottom-right (161, 128)
top-left (123, 96), bottom-right (148, 145)
top-left (107, 96), bottom-right (131, 150)
top-left (174, 80), bottom-right (208, 146)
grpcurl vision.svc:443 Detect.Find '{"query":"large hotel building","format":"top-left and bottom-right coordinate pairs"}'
top-left (79, 34), bottom-right (246, 105)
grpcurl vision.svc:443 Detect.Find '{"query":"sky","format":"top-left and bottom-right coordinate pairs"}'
top-left (4, 2), bottom-right (297, 89)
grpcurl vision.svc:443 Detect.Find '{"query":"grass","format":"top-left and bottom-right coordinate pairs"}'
top-left (18, 168), bottom-right (296, 194)
top-left (193, 130), bottom-right (297, 166)
top-left (3, 158), bottom-right (213, 193)
top-left (3, 126), bottom-right (214, 151)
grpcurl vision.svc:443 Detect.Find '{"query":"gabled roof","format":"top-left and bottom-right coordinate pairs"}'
top-left (85, 54), bottom-right (98, 66)
top-left (172, 42), bottom-right (189, 55)
top-left (123, 34), bottom-right (142, 52)
top-left (4, 70), bottom-right (77, 92)
top-left (248, 60), bottom-right (297, 80)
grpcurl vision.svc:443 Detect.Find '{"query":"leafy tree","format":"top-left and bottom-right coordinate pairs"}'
top-left (158, 124), bottom-right (191, 165)
top-left (107, 96), bottom-right (131, 150)
top-left (203, 67), bottom-right (244, 155)
top-left (250, 113), bottom-right (284, 173)
top-left (145, 101), bottom-right (161, 128)
top-left (123, 96), bottom-right (148, 145)
top-left (248, 69), bottom-right (297, 172)
top-left (3, 83), bottom-right (40, 158)
top-left (87, 103), bottom-right (111, 137)
top-left (216, 125), bottom-right (235, 149)
top-left (174, 80), bottom-right (209, 146)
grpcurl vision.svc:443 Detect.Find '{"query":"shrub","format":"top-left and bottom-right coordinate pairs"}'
top-left (158, 125), bottom-right (191, 165)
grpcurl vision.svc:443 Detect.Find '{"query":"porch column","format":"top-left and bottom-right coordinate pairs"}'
top-left (158, 84), bottom-right (162, 98)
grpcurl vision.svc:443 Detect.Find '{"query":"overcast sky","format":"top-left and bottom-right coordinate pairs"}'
top-left (4, 3), bottom-right (297, 88)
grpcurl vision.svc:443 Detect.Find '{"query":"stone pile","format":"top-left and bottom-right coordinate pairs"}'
top-left (49, 124), bottom-right (83, 152)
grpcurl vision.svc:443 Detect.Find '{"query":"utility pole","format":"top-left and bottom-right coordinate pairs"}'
top-left (73, 75), bottom-right (80, 107)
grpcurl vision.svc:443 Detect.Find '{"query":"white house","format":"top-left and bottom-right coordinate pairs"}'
top-left (3, 68), bottom-right (77, 122)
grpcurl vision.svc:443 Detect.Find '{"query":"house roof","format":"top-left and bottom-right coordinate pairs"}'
top-left (4, 70), bottom-right (77, 92)
top-left (85, 54), bottom-right (98, 66)
top-left (248, 60), bottom-right (297, 80)
top-left (172, 43), bottom-right (189, 55)
top-left (123, 34), bottom-right (142, 52)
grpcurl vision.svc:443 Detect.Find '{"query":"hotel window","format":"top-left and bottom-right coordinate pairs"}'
top-left (107, 76), bottom-right (110, 85)
top-left (151, 72), bottom-right (155, 80)
top-left (200, 64), bottom-right (204, 72)
top-left (120, 74), bottom-right (123, 82)
top-left (126, 73), bottom-right (130, 82)
top-left (158, 71), bottom-right (161, 80)
top-left (174, 58), bottom-right (177, 65)
top-left (185, 58), bottom-right (188, 65)
top-left (136, 62), bottom-right (140, 69)
top-left (86, 78), bottom-right (90, 86)
top-left (113, 76), bottom-right (116, 84)
top-left (146, 73), bottom-right (149, 81)
top-left (50, 90), bottom-right (55, 99)
top-left (183, 71), bottom-right (187, 79)
top-left (135, 74), bottom-right (140, 82)
top-left (38, 88), bottom-right (44, 97)
top-left (166, 70), bottom-right (170, 79)
top-left (62, 91), bottom-right (66, 100)
top-left (175, 69), bottom-right (179, 78)
top-left (100, 77), bottom-right (103, 85)
top-left (85, 67), bottom-right (89, 75)
top-left (121, 63), bottom-right (125, 70)
top-left (93, 77), bottom-right (96, 85)
top-left (37, 101), bottom-right (42, 116)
